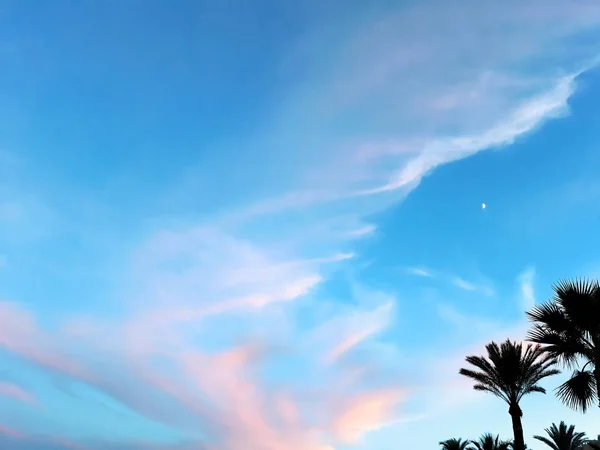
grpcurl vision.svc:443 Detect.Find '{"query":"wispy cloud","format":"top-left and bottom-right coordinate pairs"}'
top-left (320, 300), bottom-right (395, 363)
top-left (452, 277), bottom-right (478, 292)
top-left (332, 389), bottom-right (405, 445)
top-left (518, 267), bottom-right (536, 312)
top-left (406, 267), bottom-right (433, 278)
top-left (356, 74), bottom-right (578, 196)
top-left (0, 424), bottom-right (26, 439)
top-left (0, 381), bottom-right (38, 406)
top-left (406, 267), bottom-right (495, 296)
top-left (0, 294), bottom-right (405, 449)
top-left (436, 304), bottom-right (504, 336)
top-left (1, 0), bottom-right (599, 448)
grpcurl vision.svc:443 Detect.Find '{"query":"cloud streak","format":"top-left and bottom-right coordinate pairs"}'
top-left (518, 267), bottom-right (537, 312)
top-left (1, 0), bottom-right (600, 448)
top-left (0, 381), bottom-right (37, 406)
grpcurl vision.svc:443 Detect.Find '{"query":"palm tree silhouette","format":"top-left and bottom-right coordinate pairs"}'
top-left (527, 279), bottom-right (600, 411)
top-left (459, 339), bottom-right (559, 450)
top-left (470, 433), bottom-right (512, 450)
top-left (440, 438), bottom-right (473, 450)
top-left (533, 421), bottom-right (587, 450)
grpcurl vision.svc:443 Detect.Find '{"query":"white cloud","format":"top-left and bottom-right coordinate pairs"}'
top-left (406, 267), bottom-right (495, 296)
top-left (452, 277), bottom-right (478, 292)
top-left (344, 224), bottom-right (377, 238)
top-left (518, 267), bottom-right (537, 312)
top-left (3, 1), bottom-right (600, 448)
top-left (406, 267), bottom-right (433, 278)
top-left (320, 300), bottom-right (395, 363)
top-left (355, 74), bottom-right (577, 195)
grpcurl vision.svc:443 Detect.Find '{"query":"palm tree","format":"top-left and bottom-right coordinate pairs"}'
top-left (527, 279), bottom-right (600, 412)
top-left (533, 421), bottom-right (587, 450)
top-left (440, 438), bottom-right (473, 450)
top-left (470, 433), bottom-right (512, 450)
top-left (459, 339), bottom-right (559, 450)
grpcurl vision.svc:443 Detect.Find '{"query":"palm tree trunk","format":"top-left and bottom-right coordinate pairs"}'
top-left (509, 403), bottom-right (525, 450)
top-left (595, 365), bottom-right (600, 408)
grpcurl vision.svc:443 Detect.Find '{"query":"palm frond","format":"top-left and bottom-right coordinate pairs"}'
top-left (555, 369), bottom-right (598, 412)
top-left (526, 324), bottom-right (586, 368)
top-left (440, 437), bottom-right (472, 450)
top-left (527, 302), bottom-right (571, 334)
top-left (532, 435), bottom-right (558, 450)
top-left (533, 421), bottom-right (587, 450)
top-left (471, 433), bottom-right (512, 450)
top-left (460, 340), bottom-right (559, 407)
top-left (553, 279), bottom-right (600, 334)
top-left (527, 277), bottom-right (600, 411)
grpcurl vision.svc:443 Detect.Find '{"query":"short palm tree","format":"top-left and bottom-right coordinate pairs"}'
top-left (470, 433), bottom-right (512, 450)
top-left (527, 279), bottom-right (600, 412)
top-left (533, 421), bottom-right (586, 450)
top-left (459, 339), bottom-right (559, 450)
top-left (440, 438), bottom-right (473, 450)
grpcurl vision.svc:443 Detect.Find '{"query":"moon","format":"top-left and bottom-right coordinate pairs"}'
top-left (482, 203), bottom-right (487, 210)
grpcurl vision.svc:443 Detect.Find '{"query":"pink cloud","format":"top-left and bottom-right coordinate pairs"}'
top-left (0, 424), bottom-right (26, 439)
top-left (332, 389), bottom-right (406, 445)
top-left (56, 438), bottom-right (88, 449)
top-left (0, 301), bottom-right (91, 379)
top-left (315, 300), bottom-right (394, 363)
top-left (127, 226), bottom-right (330, 315)
top-left (0, 381), bottom-right (38, 406)
top-left (0, 226), bottom-right (406, 448)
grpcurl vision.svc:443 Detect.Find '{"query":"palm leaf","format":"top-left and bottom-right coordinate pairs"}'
top-left (440, 438), bottom-right (472, 450)
top-left (555, 369), bottom-right (598, 412)
top-left (527, 278), bottom-right (600, 410)
top-left (471, 433), bottom-right (512, 450)
top-left (533, 421), bottom-right (587, 450)
top-left (533, 435), bottom-right (558, 450)
top-left (460, 340), bottom-right (559, 406)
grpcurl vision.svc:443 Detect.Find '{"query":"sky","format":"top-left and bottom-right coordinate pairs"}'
top-left (1, 0), bottom-right (600, 449)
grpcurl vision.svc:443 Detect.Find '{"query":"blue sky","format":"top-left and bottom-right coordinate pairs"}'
top-left (1, 1), bottom-right (600, 449)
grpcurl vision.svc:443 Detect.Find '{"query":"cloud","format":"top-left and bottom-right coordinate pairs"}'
top-left (518, 267), bottom-right (537, 312)
top-left (406, 267), bottom-right (433, 278)
top-left (406, 267), bottom-right (495, 296)
top-left (436, 304), bottom-right (502, 335)
top-left (332, 389), bottom-right (405, 445)
top-left (452, 277), bottom-right (478, 292)
top-left (320, 300), bottom-right (395, 363)
top-left (2, 0), bottom-right (600, 448)
top-left (0, 424), bottom-right (26, 439)
top-left (344, 224), bottom-right (377, 238)
top-left (354, 73), bottom-right (577, 196)
top-left (452, 277), bottom-right (495, 297)
top-left (0, 294), bottom-right (405, 449)
top-left (0, 381), bottom-right (38, 406)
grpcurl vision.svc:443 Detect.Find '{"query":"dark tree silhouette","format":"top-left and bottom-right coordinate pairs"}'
top-left (527, 279), bottom-right (600, 412)
top-left (440, 438), bottom-right (473, 450)
top-left (470, 433), bottom-right (512, 450)
top-left (459, 339), bottom-right (559, 450)
top-left (533, 421), bottom-right (587, 450)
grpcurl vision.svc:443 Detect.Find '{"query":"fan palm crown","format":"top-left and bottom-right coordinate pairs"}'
top-left (527, 279), bottom-right (600, 411)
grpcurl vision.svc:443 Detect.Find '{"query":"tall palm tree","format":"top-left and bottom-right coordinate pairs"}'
top-left (527, 279), bottom-right (600, 412)
top-left (470, 433), bottom-right (512, 450)
top-left (533, 421), bottom-right (587, 450)
top-left (440, 438), bottom-right (473, 450)
top-left (459, 339), bottom-right (559, 450)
